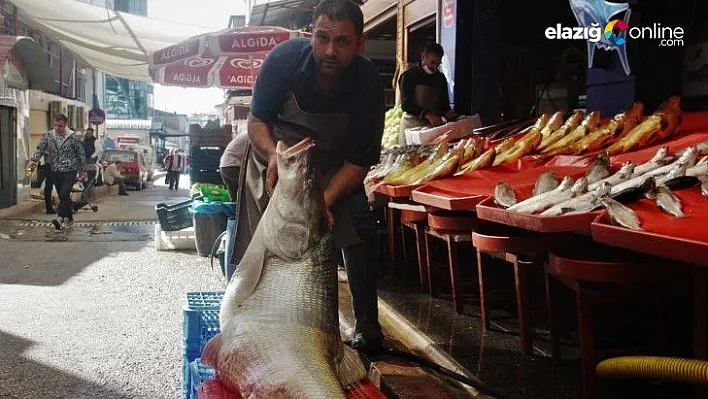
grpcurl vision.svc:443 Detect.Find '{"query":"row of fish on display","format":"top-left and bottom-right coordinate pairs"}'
top-left (493, 143), bottom-right (708, 230)
top-left (365, 96), bottom-right (684, 189)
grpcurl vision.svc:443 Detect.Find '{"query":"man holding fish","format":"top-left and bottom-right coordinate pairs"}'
top-left (232, 0), bottom-right (385, 352)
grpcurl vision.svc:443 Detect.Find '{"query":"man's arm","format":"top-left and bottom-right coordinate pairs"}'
top-left (323, 162), bottom-right (368, 209)
top-left (30, 136), bottom-right (48, 163)
top-left (247, 113), bottom-right (280, 196)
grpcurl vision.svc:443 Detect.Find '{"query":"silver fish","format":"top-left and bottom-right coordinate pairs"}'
top-left (585, 151), bottom-right (611, 185)
top-left (655, 161), bottom-right (689, 187)
top-left (698, 175), bottom-right (708, 198)
top-left (611, 147), bottom-right (699, 196)
top-left (513, 177), bottom-right (588, 214)
top-left (588, 162), bottom-right (635, 191)
top-left (533, 171), bottom-right (559, 196)
top-left (541, 181), bottom-right (611, 216)
top-left (507, 176), bottom-right (574, 213)
top-left (687, 157), bottom-right (708, 177)
top-left (494, 181), bottom-right (517, 208)
top-left (632, 147), bottom-right (675, 176)
top-left (207, 138), bottom-right (367, 398)
top-left (602, 197), bottom-right (642, 230)
top-left (654, 185), bottom-right (684, 218)
top-left (677, 141), bottom-right (708, 157)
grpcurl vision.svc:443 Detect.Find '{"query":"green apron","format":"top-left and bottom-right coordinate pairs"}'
top-left (231, 91), bottom-right (361, 266)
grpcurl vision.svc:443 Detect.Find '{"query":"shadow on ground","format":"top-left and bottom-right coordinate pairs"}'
top-left (0, 330), bottom-right (127, 398)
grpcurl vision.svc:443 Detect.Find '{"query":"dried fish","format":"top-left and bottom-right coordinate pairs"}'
top-left (494, 182), bottom-right (518, 208)
top-left (612, 146), bottom-right (699, 196)
top-left (654, 161), bottom-right (689, 187)
top-left (602, 198), bottom-right (642, 230)
top-left (654, 185), bottom-right (684, 218)
top-left (507, 176), bottom-right (575, 213)
top-left (533, 171), bottom-right (559, 196)
top-left (632, 147), bottom-right (675, 176)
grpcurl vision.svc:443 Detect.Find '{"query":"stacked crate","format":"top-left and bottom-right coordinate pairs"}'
top-left (182, 291), bottom-right (224, 398)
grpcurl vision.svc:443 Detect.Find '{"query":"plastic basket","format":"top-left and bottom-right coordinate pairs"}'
top-left (189, 358), bottom-right (216, 399)
top-left (186, 292), bottom-right (224, 311)
top-left (156, 198), bottom-right (194, 231)
top-left (182, 310), bottom-right (220, 398)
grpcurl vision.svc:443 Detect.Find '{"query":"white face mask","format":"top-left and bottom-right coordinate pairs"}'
top-left (422, 65), bottom-right (435, 75)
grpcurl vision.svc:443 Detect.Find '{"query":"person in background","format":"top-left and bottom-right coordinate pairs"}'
top-left (398, 42), bottom-right (457, 145)
top-left (28, 113), bottom-right (86, 229)
top-left (219, 131), bottom-right (250, 202)
top-left (164, 149), bottom-right (185, 190)
top-left (234, 0), bottom-right (385, 353)
top-left (103, 160), bottom-right (129, 196)
top-left (82, 127), bottom-right (97, 160)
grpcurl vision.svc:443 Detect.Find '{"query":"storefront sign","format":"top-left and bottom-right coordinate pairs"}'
top-left (439, 0), bottom-right (456, 104)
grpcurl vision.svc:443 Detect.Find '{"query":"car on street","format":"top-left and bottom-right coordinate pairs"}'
top-left (100, 149), bottom-right (149, 190)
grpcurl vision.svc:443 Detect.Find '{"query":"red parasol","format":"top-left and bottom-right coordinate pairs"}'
top-left (148, 26), bottom-right (310, 89)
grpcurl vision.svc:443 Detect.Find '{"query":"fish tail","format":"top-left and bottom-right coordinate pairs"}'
top-left (336, 345), bottom-right (368, 389)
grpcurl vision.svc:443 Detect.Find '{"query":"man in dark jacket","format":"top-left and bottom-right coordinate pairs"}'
top-left (398, 42), bottom-right (457, 145)
top-left (29, 114), bottom-right (87, 229)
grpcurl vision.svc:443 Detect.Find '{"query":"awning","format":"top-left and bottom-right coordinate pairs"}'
top-left (0, 35), bottom-right (52, 90)
top-left (362, 0), bottom-right (397, 33)
top-left (9, 0), bottom-right (218, 82)
top-left (249, 0), bottom-right (318, 28)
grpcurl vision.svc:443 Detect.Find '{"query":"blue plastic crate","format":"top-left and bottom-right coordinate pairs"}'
top-left (182, 309), bottom-right (221, 398)
top-left (186, 291), bottom-right (224, 311)
top-left (189, 358), bottom-right (216, 399)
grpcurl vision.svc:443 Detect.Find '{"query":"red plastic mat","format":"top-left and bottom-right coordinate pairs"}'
top-left (591, 188), bottom-right (708, 267)
top-left (198, 378), bottom-right (385, 399)
top-left (475, 196), bottom-right (602, 233)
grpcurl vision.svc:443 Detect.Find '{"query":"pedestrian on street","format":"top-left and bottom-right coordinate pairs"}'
top-left (103, 160), bottom-right (129, 196)
top-left (219, 128), bottom-right (249, 202)
top-left (163, 149), bottom-right (185, 190)
top-left (29, 113), bottom-right (87, 229)
top-left (233, 0), bottom-right (385, 353)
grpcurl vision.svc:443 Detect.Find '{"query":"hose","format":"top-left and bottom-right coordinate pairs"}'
top-left (596, 356), bottom-right (708, 386)
top-left (363, 345), bottom-right (517, 399)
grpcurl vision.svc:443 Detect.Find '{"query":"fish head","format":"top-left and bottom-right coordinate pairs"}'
top-left (571, 177), bottom-right (588, 194)
top-left (274, 138), bottom-right (322, 220)
top-left (558, 176), bottom-right (575, 190)
top-left (678, 145), bottom-right (698, 166)
top-left (619, 162), bottom-right (635, 175)
top-left (651, 147), bottom-right (669, 162)
top-left (594, 181), bottom-right (612, 197)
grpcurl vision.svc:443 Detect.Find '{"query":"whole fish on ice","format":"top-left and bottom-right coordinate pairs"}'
top-left (203, 138), bottom-right (367, 398)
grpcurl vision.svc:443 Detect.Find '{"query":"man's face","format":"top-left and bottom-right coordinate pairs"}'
top-left (311, 15), bottom-right (363, 78)
top-left (85, 130), bottom-right (94, 138)
top-left (54, 120), bottom-right (66, 134)
top-left (421, 51), bottom-right (442, 72)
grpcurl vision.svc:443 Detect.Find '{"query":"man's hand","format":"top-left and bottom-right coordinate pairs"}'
top-left (444, 109), bottom-right (458, 122)
top-left (266, 153), bottom-right (278, 196)
top-left (425, 112), bottom-right (444, 127)
top-left (325, 208), bottom-right (334, 231)
top-left (27, 160), bottom-right (36, 170)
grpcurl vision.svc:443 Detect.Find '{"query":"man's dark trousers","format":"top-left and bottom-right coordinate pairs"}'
top-left (52, 171), bottom-right (76, 221)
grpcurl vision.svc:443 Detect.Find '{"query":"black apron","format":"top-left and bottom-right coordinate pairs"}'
top-left (399, 83), bottom-right (445, 145)
top-left (231, 91), bottom-right (362, 266)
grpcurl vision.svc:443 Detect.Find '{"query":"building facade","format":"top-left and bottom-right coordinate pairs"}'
top-left (105, 0), bottom-right (152, 120)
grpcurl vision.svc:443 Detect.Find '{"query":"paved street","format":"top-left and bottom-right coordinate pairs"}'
top-left (0, 174), bottom-right (226, 399)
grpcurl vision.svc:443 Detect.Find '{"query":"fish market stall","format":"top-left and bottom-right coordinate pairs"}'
top-left (365, 98), bottom-right (708, 397)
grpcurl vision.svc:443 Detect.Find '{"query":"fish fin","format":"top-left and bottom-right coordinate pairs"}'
top-left (201, 333), bottom-right (223, 368)
top-left (559, 207), bottom-right (574, 215)
top-left (335, 345), bottom-right (368, 389)
top-left (222, 238), bottom-right (267, 316)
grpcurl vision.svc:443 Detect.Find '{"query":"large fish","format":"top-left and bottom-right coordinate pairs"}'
top-left (203, 138), bottom-right (367, 398)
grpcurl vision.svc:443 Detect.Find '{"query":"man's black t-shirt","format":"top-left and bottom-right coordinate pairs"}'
top-left (250, 38), bottom-right (384, 168)
top-left (398, 66), bottom-right (451, 119)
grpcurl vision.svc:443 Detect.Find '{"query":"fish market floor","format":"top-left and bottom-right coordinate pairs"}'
top-left (372, 252), bottom-right (695, 399)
